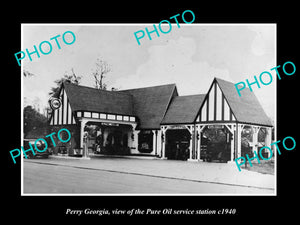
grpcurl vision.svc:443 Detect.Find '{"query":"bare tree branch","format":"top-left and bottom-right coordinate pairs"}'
top-left (92, 58), bottom-right (111, 90)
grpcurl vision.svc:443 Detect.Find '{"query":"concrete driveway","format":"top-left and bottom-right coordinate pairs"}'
top-left (22, 155), bottom-right (275, 194)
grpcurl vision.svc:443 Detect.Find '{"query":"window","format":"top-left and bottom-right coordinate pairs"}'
top-left (107, 114), bottom-right (116, 120)
top-left (92, 112), bottom-right (99, 118)
top-left (84, 112), bottom-right (91, 117)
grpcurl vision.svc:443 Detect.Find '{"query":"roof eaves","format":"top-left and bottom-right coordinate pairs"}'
top-left (215, 77), bottom-right (273, 127)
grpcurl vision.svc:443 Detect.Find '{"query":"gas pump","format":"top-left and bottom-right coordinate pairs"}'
top-left (83, 131), bottom-right (89, 158)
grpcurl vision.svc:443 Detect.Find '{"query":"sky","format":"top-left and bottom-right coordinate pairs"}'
top-left (22, 24), bottom-right (276, 121)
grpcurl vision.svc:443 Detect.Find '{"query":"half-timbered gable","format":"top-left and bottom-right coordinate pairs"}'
top-left (49, 85), bottom-right (76, 126)
top-left (197, 78), bottom-right (236, 123)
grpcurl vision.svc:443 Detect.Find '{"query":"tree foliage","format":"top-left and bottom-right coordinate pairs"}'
top-left (49, 68), bottom-right (81, 97)
top-left (23, 105), bottom-right (48, 136)
top-left (23, 70), bottom-right (35, 77)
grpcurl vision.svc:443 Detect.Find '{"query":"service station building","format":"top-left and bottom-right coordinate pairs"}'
top-left (48, 77), bottom-right (273, 163)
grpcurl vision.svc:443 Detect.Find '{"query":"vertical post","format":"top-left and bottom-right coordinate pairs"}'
top-left (193, 124), bottom-right (197, 160)
top-left (188, 126), bottom-right (193, 160)
top-left (265, 127), bottom-right (272, 158)
top-left (157, 130), bottom-right (162, 157)
top-left (152, 130), bottom-right (157, 155)
top-left (252, 126), bottom-right (260, 154)
top-left (237, 124), bottom-right (242, 158)
top-left (133, 130), bottom-right (140, 149)
top-left (230, 125), bottom-right (235, 162)
top-left (83, 139), bottom-right (88, 158)
top-left (161, 126), bottom-right (167, 159)
top-left (129, 124), bottom-right (138, 154)
top-left (197, 125), bottom-right (201, 161)
top-left (80, 119), bottom-right (87, 149)
top-left (80, 119), bottom-right (89, 158)
top-left (225, 124), bottom-right (235, 162)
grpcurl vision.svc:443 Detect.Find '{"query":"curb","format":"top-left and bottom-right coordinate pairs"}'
top-left (49, 155), bottom-right (91, 160)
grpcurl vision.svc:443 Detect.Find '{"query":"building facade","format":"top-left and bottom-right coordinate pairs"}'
top-left (48, 77), bottom-right (273, 162)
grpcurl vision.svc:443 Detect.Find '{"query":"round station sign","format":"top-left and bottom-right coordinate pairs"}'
top-left (49, 97), bottom-right (61, 110)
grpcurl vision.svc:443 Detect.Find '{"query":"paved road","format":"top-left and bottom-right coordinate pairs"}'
top-left (23, 160), bottom-right (273, 194)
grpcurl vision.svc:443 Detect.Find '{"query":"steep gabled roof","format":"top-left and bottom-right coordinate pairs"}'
top-left (60, 78), bottom-right (272, 129)
top-left (63, 82), bottom-right (134, 116)
top-left (119, 84), bottom-right (177, 129)
top-left (161, 94), bottom-right (206, 124)
top-left (215, 78), bottom-right (273, 127)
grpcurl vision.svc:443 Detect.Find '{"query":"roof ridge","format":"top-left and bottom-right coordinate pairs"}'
top-left (64, 81), bottom-right (133, 96)
top-left (63, 81), bottom-right (135, 116)
top-left (119, 83), bottom-right (176, 92)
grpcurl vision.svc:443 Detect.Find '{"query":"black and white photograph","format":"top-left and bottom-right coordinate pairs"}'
top-left (21, 24), bottom-right (276, 195)
top-left (4, 5), bottom-right (298, 221)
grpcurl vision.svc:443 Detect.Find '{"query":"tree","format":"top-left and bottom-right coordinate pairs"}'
top-left (23, 105), bottom-right (48, 136)
top-left (23, 70), bottom-right (35, 77)
top-left (49, 68), bottom-right (81, 97)
top-left (92, 58), bottom-right (111, 90)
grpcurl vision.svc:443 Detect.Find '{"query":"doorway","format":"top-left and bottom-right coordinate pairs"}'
top-left (138, 130), bottom-right (154, 153)
top-left (201, 125), bottom-right (232, 162)
top-left (84, 122), bottom-right (131, 155)
top-left (165, 129), bottom-right (191, 160)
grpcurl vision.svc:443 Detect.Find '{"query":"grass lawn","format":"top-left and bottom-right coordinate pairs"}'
top-left (243, 160), bottom-right (275, 175)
